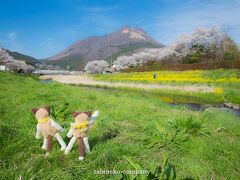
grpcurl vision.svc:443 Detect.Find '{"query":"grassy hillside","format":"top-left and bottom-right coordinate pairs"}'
top-left (7, 50), bottom-right (40, 65)
top-left (44, 55), bottom-right (86, 70)
top-left (0, 72), bottom-right (240, 179)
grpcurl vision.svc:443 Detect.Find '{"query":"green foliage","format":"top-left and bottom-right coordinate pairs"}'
top-left (223, 45), bottom-right (240, 61)
top-left (224, 89), bottom-right (240, 105)
top-left (182, 51), bottom-right (201, 64)
top-left (158, 153), bottom-right (176, 180)
top-left (202, 69), bottom-right (240, 79)
top-left (168, 115), bottom-right (209, 137)
top-left (0, 123), bottom-right (17, 146)
top-left (123, 154), bottom-right (176, 180)
top-left (51, 102), bottom-right (71, 122)
top-left (224, 51), bottom-right (234, 61)
top-left (145, 115), bottom-right (209, 151)
top-left (182, 44), bottom-right (217, 64)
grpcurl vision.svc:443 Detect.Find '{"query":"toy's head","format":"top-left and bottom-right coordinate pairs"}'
top-left (72, 111), bottom-right (92, 123)
top-left (32, 106), bottom-right (50, 119)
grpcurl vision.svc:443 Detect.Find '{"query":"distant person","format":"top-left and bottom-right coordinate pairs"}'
top-left (153, 73), bottom-right (157, 79)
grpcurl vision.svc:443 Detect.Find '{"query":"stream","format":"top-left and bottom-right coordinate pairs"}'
top-left (168, 102), bottom-right (240, 116)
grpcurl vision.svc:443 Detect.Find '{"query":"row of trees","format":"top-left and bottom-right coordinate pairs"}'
top-left (84, 60), bottom-right (111, 73)
top-left (112, 27), bottom-right (240, 71)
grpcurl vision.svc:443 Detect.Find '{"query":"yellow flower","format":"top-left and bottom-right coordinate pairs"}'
top-left (213, 88), bottom-right (224, 94)
top-left (95, 70), bottom-right (240, 84)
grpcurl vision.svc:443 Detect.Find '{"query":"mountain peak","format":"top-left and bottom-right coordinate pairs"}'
top-left (120, 26), bottom-right (147, 40)
top-left (45, 27), bottom-right (163, 70)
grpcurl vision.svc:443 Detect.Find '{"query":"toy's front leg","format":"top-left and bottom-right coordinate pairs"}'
top-left (36, 124), bottom-right (41, 139)
top-left (64, 136), bottom-right (77, 155)
top-left (55, 133), bottom-right (66, 151)
top-left (77, 137), bottom-right (85, 161)
top-left (42, 137), bottom-right (48, 150)
top-left (83, 137), bottom-right (90, 154)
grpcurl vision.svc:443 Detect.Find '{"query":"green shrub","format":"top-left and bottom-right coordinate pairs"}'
top-left (168, 115), bottom-right (209, 137)
top-left (182, 52), bottom-right (201, 64)
top-left (223, 51), bottom-right (234, 61)
top-left (223, 47), bottom-right (240, 61)
top-left (122, 154), bottom-right (176, 180)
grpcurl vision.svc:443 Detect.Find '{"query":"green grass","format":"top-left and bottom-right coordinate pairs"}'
top-left (75, 83), bottom-right (225, 105)
top-left (0, 71), bottom-right (240, 179)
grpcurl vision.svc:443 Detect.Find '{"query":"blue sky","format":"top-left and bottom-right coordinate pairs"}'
top-left (0, 0), bottom-right (239, 59)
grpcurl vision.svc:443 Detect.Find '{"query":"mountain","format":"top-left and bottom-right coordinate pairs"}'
top-left (45, 27), bottom-right (163, 70)
top-left (0, 47), bottom-right (40, 65)
top-left (0, 46), bottom-right (63, 71)
top-left (0, 47), bottom-right (36, 73)
top-left (6, 50), bottom-right (40, 65)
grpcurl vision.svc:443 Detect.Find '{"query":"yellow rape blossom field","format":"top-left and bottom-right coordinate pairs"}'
top-left (93, 69), bottom-right (240, 83)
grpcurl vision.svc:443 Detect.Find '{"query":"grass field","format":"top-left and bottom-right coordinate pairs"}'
top-left (0, 71), bottom-right (240, 179)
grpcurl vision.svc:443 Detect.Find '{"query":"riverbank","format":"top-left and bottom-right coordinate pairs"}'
top-left (40, 74), bottom-right (215, 93)
top-left (40, 72), bottom-right (240, 106)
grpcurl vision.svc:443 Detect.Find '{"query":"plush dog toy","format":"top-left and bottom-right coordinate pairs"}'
top-left (32, 106), bottom-right (66, 154)
top-left (65, 110), bottom-right (99, 160)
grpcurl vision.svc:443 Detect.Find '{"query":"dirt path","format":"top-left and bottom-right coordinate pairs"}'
top-left (40, 75), bottom-right (215, 93)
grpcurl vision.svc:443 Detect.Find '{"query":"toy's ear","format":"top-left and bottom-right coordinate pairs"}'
top-left (43, 106), bottom-right (50, 113)
top-left (85, 111), bottom-right (92, 117)
top-left (72, 112), bottom-right (80, 118)
top-left (31, 108), bottom-right (38, 114)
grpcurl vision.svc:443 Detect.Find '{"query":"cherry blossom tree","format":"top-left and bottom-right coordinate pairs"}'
top-left (113, 27), bottom-right (231, 70)
top-left (84, 60), bottom-right (110, 73)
